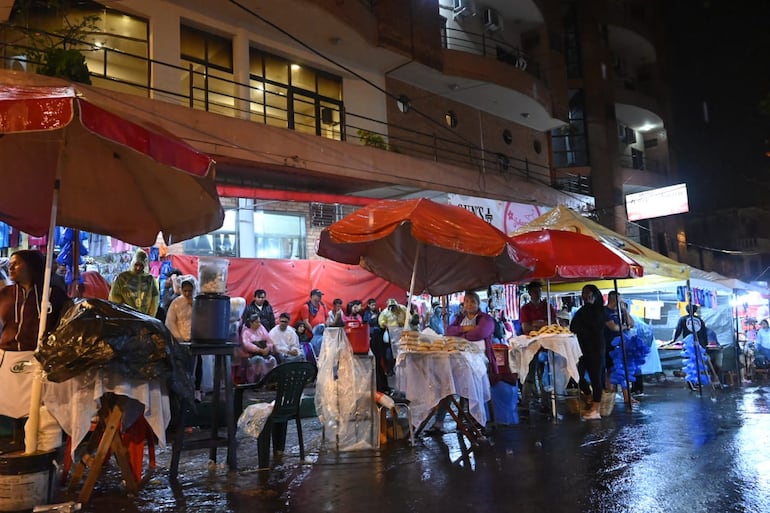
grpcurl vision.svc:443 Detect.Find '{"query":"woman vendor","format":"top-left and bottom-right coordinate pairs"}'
top-left (0, 250), bottom-right (68, 422)
top-left (428, 290), bottom-right (497, 433)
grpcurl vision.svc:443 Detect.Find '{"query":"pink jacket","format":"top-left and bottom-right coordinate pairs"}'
top-left (240, 324), bottom-right (273, 358)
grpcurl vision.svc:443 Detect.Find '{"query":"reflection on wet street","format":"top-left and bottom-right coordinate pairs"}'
top-left (68, 381), bottom-right (770, 513)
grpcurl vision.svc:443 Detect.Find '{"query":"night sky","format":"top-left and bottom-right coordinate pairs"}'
top-left (663, 1), bottom-right (770, 213)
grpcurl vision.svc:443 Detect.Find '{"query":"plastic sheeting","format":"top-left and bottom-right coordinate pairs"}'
top-left (314, 327), bottom-right (377, 451)
top-left (36, 298), bottom-right (194, 402)
top-left (170, 255), bottom-right (406, 325)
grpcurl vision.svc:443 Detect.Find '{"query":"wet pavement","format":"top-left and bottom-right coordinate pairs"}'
top-left (56, 378), bottom-right (770, 513)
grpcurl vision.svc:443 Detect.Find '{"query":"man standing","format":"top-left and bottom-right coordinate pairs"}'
top-left (242, 288), bottom-right (276, 332)
top-left (300, 289), bottom-right (328, 333)
top-left (109, 248), bottom-right (159, 316)
top-left (269, 312), bottom-right (305, 363)
top-left (520, 281), bottom-right (557, 333)
top-left (518, 281), bottom-right (556, 404)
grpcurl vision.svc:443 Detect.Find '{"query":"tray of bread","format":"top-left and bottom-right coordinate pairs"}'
top-left (527, 324), bottom-right (573, 337)
top-left (399, 331), bottom-right (484, 354)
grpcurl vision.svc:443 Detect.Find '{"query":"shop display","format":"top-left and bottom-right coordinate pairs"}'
top-left (526, 324), bottom-right (572, 337)
top-left (397, 330), bottom-right (484, 353)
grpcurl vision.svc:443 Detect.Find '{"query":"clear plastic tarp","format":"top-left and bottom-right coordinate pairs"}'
top-left (314, 327), bottom-right (377, 451)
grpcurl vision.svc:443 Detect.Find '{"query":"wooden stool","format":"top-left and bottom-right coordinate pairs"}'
top-left (66, 397), bottom-right (138, 503)
top-left (62, 416), bottom-right (155, 485)
top-left (754, 368), bottom-right (769, 382)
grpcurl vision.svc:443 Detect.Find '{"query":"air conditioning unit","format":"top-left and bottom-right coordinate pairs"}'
top-left (453, 0), bottom-right (476, 18)
top-left (483, 8), bottom-right (502, 32)
top-left (8, 55), bottom-right (27, 72)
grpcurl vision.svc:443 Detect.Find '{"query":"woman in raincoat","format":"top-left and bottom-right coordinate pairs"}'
top-left (109, 248), bottom-right (159, 316)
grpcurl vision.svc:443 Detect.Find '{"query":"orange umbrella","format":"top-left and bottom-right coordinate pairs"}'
top-left (317, 198), bottom-right (534, 297)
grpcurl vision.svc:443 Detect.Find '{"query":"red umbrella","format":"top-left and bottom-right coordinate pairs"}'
top-left (0, 70), bottom-right (224, 453)
top-left (509, 229), bottom-right (644, 281)
top-left (317, 198), bottom-right (534, 298)
top-left (0, 70), bottom-right (222, 246)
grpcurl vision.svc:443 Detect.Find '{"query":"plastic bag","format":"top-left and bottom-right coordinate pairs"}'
top-left (237, 401), bottom-right (275, 439)
top-left (36, 298), bottom-right (194, 402)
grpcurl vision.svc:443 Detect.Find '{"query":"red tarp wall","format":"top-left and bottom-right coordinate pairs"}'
top-left (170, 255), bottom-right (406, 325)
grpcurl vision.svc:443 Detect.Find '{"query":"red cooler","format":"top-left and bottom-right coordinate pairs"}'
top-left (344, 321), bottom-right (370, 354)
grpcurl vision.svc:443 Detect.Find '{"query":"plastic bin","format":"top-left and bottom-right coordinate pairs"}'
top-left (192, 294), bottom-right (231, 342)
top-left (344, 321), bottom-right (370, 354)
top-left (198, 257), bottom-right (229, 294)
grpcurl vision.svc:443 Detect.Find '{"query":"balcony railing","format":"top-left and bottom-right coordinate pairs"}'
top-left (441, 27), bottom-right (541, 80)
top-left (0, 29), bottom-right (552, 189)
top-left (618, 153), bottom-right (668, 174)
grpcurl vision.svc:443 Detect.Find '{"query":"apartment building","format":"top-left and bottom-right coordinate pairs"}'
top-left (0, 0), bottom-right (672, 261)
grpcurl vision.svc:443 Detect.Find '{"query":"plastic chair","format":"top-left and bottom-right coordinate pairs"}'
top-left (235, 361), bottom-right (317, 468)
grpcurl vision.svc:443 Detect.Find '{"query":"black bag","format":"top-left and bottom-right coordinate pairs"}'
top-left (755, 355), bottom-right (770, 369)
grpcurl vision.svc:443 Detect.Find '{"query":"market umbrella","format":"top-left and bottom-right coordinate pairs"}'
top-left (317, 198), bottom-right (535, 314)
top-left (0, 70), bottom-right (224, 453)
top-left (509, 229), bottom-right (644, 283)
top-left (509, 229), bottom-right (644, 417)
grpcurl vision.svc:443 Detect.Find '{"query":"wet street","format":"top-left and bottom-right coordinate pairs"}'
top-left (67, 379), bottom-right (770, 513)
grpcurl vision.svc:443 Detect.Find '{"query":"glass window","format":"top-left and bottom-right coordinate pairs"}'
top-left (291, 63), bottom-right (315, 91)
top-left (253, 211), bottom-right (306, 260)
top-left (180, 25), bottom-right (234, 117)
top-left (250, 47), bottom-right (342, 139)
top-left (8, 2), bottom-right (149, 92)
top-left (318, 73), bottom-right (342, 100)
top-left (264, 54), bottom-right (288, 83)
top-left (182, 208), bottom-right (306, 260)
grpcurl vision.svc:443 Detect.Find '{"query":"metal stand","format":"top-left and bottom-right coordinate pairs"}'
top-left (170, 342), bottom-right (238, 479)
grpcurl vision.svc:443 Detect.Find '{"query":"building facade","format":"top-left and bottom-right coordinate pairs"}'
top-left (1, 0), bottom-right (672, 261)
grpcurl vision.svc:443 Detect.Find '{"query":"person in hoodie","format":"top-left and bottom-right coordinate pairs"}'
top-left (0, 250), bottom-right (68, 419)
top-left (428, 302), bottom-right (445, 335)
top-left (109, 248), bottom-right (159, 316)
top-left (241, 288), bottom-right (276, 332)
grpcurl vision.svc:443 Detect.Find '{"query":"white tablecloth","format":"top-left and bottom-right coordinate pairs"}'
top-left (43, 369), bottom-right (171, 455)
top-left (509, 334), bottom-right (583, 386)
top-left (395, 351), bottom-right (490, 429)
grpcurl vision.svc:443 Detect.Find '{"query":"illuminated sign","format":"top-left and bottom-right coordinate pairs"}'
top-left (625, 183), bottom-right (689, 221)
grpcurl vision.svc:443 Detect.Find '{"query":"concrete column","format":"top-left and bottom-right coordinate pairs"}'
top-left (238, 198), bottom-right (256, 258)
top-left (232, 29), bottom-right (251, 120)
top-left (149, 11), bottom-right (183, 105)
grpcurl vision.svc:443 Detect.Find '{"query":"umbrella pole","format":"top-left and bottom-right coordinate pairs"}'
top-left (732, 289), bottom-right (742, 384)
top-left (24, 179), bottom-right (60, 454)
top-left (404, 244), bottom-right (421, 330)
top-left (687, 280), bottom-right (703, 395)
top-left (546, 279), bottom-right (557, 421)
top-left (613, 280), bottom-right (631, 408)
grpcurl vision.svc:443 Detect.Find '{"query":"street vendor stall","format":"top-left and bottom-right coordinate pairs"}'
top-left (508, 226), bottom-right (646, 414)
top-left (395, 332), bottom-right (490, 446)
top-left (316, 198), bottom-right (534, 448)
top-left (0, 70), bottom-right (223, 460)
top-left (508, 330), bottom-right (582, 395)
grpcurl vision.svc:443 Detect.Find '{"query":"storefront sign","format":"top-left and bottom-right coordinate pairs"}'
top-left (625, 183), bottom-right (689, 221)
top-left (447, 194), bottom-right (549, 235)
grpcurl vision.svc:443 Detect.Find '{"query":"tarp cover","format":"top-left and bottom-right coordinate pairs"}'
top-left (36, 298), bottom-right (193, 400)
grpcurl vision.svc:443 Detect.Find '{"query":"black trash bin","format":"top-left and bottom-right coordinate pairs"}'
top-left (192, 293), bottom-right (230, 342)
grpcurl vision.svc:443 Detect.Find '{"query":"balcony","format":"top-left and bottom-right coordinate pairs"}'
top-left (442, 27), bottom-right (540, 80)
top-left (0, 29), bottom-right (566, 204)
